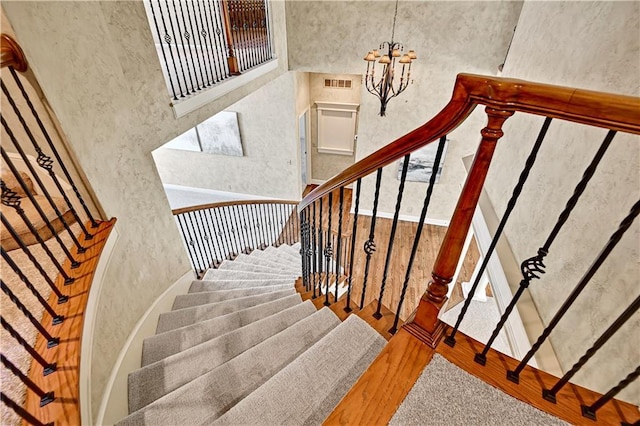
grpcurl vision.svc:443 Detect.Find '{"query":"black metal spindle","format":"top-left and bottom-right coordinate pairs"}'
top-left (203, 209), bottom-right (222, 267)
top-left (476, 130), bottom-right (618, 365)
top-left (334, 187), bottom-right (344, 302)
top-left (1, 248), bottom-right (65, 321)
top-left (245, 203), bottom-right (256, 250)
top-left (508, 199), bottom-right (640, 382)
top-left (200, 209), bottom-right (217, 266)
top-left (155, 0), bottom-right (185, 97)
top-left (251, 204), bottom-right (264, 249)
top-left (264, 0), bottom-right (272, 60)
top-left (581, 366), bottom-right (640, 420)
top-left (1, 354), bottom-right (54, 406)
top-left (1, 317), bottom-right (56, 375)
top-left (316, 198), bottom-right (324, 297)
top-left (345, 178), bottom-right (362, 312)
top-left (173, 0), bottom-right (199, 92)
top-left (165, 0), bottom-right (192, 95)
top-left (2, 81), bottom-right (92, 245)
top-left (189, 211), bottom-right (209, 271)
top-left (212, 207), bottom-right (232, 258)
top-left (200, 0), bottom-right (222, 83)
top-left (446, 118), bottom-right (552, 346)
top-left (248, 1), bottom-right (259, 68)
top-left (543, 294), bottom-right (640, 403)
top-left (9, 68), bottom-right (99, 228)
top-left (311, 201), bottom-right (318, 296)
top-left (183, 0), bottom-right (208, 89)
top-left (1, 146), bottom-right (80, 270)
top-left (324, 192), bottom-right (333, 306)
top-left (196, 210), bottom-right (214, 268)
top-left (222, 206), bottom-right (240, 256)
top-left (185, 213), bottom-right (206, 274)
top-left (210, 207), bottom-right (227, 261)
top-left (232, 205), bottom-right (247, 253)
top-left (375, 155), bottom-right (410, 319)
top-left (176, 215), bottom-right (196, 271)
top-left (1, 392), bottom-right (52, 426)
top-left (1, 183), bottom-right (75, 284)
top-left (149, 0), bottom-right (179, 99)
top-left (208, 0), bottom-right (231, 79)
top-left (279, 203), bottom-right (287, 246)
top-left (268, 204), bottom-right (278, 246)
top-left (299, 209), bottom-right (307, 287)
top-left (360, 168), bottom-right (383, 309)
top-left (390, 136), bottom-right (446, 334)
top-left (1, 280), bottom-right (59, 347)
top-left (194, 0), bottom-right (217, 85)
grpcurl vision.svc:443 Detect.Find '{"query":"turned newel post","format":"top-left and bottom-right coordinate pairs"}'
top-left (404, 106), bottom-right (514, 347)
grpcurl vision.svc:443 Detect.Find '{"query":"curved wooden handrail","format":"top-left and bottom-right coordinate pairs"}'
top-left (300, 73), bottom-right (640, 211)
top-left (1, 34), bottom-right (27, 72)
top-left (172, 199), bottom-right (300, 216)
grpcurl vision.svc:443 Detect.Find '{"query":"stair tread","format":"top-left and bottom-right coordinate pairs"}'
top-left (119, 308), bottom-right (340, 426)
top-left (212, 314), bottom-right (386, 425)
top-left (156, 289), bottom-right (296, 334)
top-left (189, 278), bottom-right (294, 293)
top-left (128, 300), bottom-right (317, 412)
top-left (231, 253), bottom-right (300, 272)
top-left (142, 294), bottom-right (302, 366)
top-left (218, 259), bottom-right (298, 274)
top-left (201, 269), bottom-right (298, 281)
top-left (174, 284), bottom-right (292, 309)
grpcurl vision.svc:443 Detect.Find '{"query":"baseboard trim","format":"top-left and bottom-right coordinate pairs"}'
top-left (95, 269), bottom-right (195, 425)
top-left (80, 223), bottom-right (120, 425)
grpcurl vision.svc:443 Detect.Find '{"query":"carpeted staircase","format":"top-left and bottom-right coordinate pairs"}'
top-left (117, 243), bottom-right (386, 425)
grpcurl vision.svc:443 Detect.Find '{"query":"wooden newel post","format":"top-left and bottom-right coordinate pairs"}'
top-left (404, 106), bottom-right (514, 347)
top-left (221, 0), bottom-right (241, 75)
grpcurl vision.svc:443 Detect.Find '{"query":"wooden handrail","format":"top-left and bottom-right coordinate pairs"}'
top-left (1, 34), bottom-right (27, 72)
top-left (299, 73), bottom-right (640, 211)
top-left (172, 199), bottom-right (299, 216)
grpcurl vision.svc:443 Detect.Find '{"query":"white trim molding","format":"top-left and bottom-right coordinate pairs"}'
top-left (172, 59), bottom-right (279, 118)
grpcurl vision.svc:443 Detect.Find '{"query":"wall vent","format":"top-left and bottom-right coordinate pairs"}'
top-left (324, 79), bottom-right (352, 89)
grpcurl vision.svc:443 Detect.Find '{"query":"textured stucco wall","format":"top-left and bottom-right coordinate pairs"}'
top-left (484, 1), bottom-right (639, 403)
top-left (286, 1), bottom-right (523, 221)
top-left (153, 72), bottom-right (301, 200)
top-left (2, 0), bottom-right (288, 419)
top-left (309, 73), bottom-right (361, 182)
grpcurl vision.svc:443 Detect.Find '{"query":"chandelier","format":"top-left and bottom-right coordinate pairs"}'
top-left (363, 0), bottom-right (416, 117)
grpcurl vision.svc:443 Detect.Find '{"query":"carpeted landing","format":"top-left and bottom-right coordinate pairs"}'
top-left (117, 243), bottom-right (386, 425)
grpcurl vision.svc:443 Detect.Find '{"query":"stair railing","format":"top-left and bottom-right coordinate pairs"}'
top-left (144, 0), bottom-right (274, 101)
top-left (298, 73), bottom-right (639, 423)
top-left (172, 199), bottom-right (299, 278)
top-left (1, 34), bottom-right (114, 426)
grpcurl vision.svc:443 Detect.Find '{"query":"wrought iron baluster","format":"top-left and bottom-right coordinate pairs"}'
top-left (173, 0), bottom-right (199, 92)
top-left (1, 354), bottom-right (54, 406)
top-left (324, 192), bottom-right (333, 306)
top-left (203, 209), bottom-right (222, 267)
top-left (235, 205), bottom-right (249, 253)
top-left (191, 211), bottom-right (211, 271)
top-left (375, 154), bottom-right (409, 319)
top-left (251, 204), bottom-right (264, 249)
top-left (211, 207), bottom-right (230, 261)
top-left (263, 0), bottom-right (272, 60)
top-left (317, 197), bottom-right (324, 297)
top-left (210, 0), bottom-right (232, 78)
top-left (3, 74), bottom-right (92, 244)
top-left (390, 136), bottom-right (446, 334)
top-left (1, 317), bottom-right (56, 375)
top-left (257, 204), bottom-right (268, 246)
top-left (176, 215), bottom-right (197, 271)
top-left (543, 294), bottom-right (640, 403)
top-left (269, 204), bottom-right (278, 246)
top-left (149, 0), bottom-right (179, 99)
top-left (245, 203), bottom-right (257, 250)
top-left (182, 213), bottom-right (205, 274)
top-left (194, 0), bottom-right (218, 85)
top-left (199, 0), bottom-right (223, 82)
top-left (9, 67), bottom-right (99, 227)
top-left (183, 0), bottom-right (208, 89)
top-left (222, 206), bottom-right (240, 257)
top-left (196, 210), bottom-right (215, 268)
top-left (475, 130), bottom-right (617, 365)
top-left (334, 187), bottom-right (344, 303)
top-left (1, 392), bottom-right (52, 426)
top-left (164, 0), bottom-right (191, 94)
top-left (1, 182), bottom-right (75, 284)
top-left (1, 280), bottom-right (59, 347)
top-left (1, 144), bottom-right (80, 269)
top-left (360, 168), bottom-right (383, 309)
top-left (581, 366), bottom-right (640, 421)
top-left (299, 208), bottom-right (307, 288)
top-left (446, 118), bottom-right (552, 346)
top-left (311, 201), bottom-right (318, 296)
top-left (508, 199), bottom-right (640, 382)
top-left (1, 248), bottom-right (65, 320)
top-left (345, 178), bottom-right (361, 312)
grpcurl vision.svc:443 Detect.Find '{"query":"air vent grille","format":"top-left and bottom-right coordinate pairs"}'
top-left (324, 79), bottom-right (352, 89)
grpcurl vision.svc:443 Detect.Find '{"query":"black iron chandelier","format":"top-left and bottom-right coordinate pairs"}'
top-left (363, 0), bottom-right (417, 117)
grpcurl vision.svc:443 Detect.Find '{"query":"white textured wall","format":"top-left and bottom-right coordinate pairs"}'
top-left (484, 1), bottom-right (639, 403)
top-left (286, 1), bottom-right (523, 221)
top-left (153, 72), bottom-right (301, 200)
top-left (2, 0), bottom-right (288, 419)
top-left (309, 73), bottom-right (361, 181)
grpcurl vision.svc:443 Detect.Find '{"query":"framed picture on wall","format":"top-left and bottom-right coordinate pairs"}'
top-left (398, 139), bottom-right (448, 183)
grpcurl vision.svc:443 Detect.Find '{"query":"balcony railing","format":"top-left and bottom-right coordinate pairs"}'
top-left (144, 0), bottom-right (274, 102)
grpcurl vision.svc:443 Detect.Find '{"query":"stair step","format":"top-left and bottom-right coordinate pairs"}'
top-left (173, 284), bottom-right (292, 310)
top-left (264, 245), bottom-right (301, 262)
top-left (233, 253), bottom-right (300, 272)
top-left (218, 258), bottom-right (297, 275)
top-left (142, 294), bottom-right (302, 366)
top-left (128, 300), bottom-right (317, 412)
top-left (201, 269), bottom-right (298, 281)
top-left (212, 315), bottom-right (386, 425)
top-left (118, 308), bottom-right (340, 426)
top-left (156, 289), bottom-right (296, 334)
top-left (357, 300), bottom-right (403, 341)
top-left (188, 278), bottom-right (294, 293)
